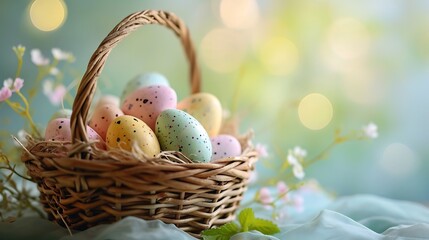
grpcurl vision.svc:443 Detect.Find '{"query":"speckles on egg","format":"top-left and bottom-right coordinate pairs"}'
top-left (155, 109), bottom-right (212, 163)
top-left (210, 135), bottom-right (242, 161)
top-left (121, 85), bottom-right (177, 131)
top-left (45, 118), bottom-right (106, 149)
top-left (106, 115), bottom-right (160, 157)
top-left (177, 92), bottom-right (222, 137)
top-left (120, 72), bottom-right (170, 105)
top-left (89, 104), bottom-right (124, 140)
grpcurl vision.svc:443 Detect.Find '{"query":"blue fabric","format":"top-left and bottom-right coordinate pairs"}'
top-left (1, 194), bottom-right (428, 240)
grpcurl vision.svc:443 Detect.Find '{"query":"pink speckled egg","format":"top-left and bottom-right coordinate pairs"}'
top-left (95, 95), bottom-right (120, 108)
top-left (122, 85), bottom-right (177, 130)
top-left (45, 118), bottom-right (106, 149)
top-left (89, 104), bottom-right (124, 140)
top-left (210, 134), bottom-right (242, 161)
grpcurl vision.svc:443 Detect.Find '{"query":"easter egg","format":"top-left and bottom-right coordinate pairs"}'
top-left (96, 95), bottom-right (120, 108)
top-left (106, 115), bottom-right (160, 157)
top-left (50, 108), bottom-right (72, 120)
top-left (120, 72), bottom-right (170, 105)
top-left (45, 118), bottom-right (105, 149)
top-left (210, 135), bottom-right (242, 161)
top-left (177, 93), bottom-right (222, 137)
top-left (156, 109), bottom-right (212, 163)
top-left (89, 104), bottom-right (124, 140)
top-left (122, 85), bottom-right (177, 130)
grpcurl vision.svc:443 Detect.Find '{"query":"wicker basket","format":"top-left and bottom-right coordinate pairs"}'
top-left (21, 10), bottom-right (258, 238)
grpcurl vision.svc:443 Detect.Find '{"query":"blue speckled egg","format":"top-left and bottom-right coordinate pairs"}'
top-left (120, 72), bottom-right (170, 105)
top-left (155, 109), bottom-right (212, 163)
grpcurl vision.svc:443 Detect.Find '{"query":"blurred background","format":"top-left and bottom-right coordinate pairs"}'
top-left (0, 0), bottom-right (428, 201)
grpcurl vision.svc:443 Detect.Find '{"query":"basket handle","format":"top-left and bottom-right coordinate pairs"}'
top-left (70, 10), bottom-right (201, 146)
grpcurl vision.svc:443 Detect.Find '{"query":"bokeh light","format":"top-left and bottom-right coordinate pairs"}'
top-left (298, 93), bottom-right (333, 130)
top-left (220, 0), bottom-right (259, 29)
top-left (380, 143), bottom-right (420, 177)
top-left (342, 66), bottom-right (384, 105)
top-left (328, 18), bottom-right (370, 60)
top-left (260, 37), bottom-right (299, 76)
top-left (29, 0), bottom-right (67, 32)
top-left (200, 28), bottom-right (247, 73)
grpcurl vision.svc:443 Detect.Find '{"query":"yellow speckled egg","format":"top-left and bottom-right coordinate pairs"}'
top-left (177, 93), bottom-right (222, 137)
top-left (106, 115), bottom-right (160, 157)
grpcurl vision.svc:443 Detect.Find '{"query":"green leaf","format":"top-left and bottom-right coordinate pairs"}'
top-left (202, 222), bottom-right (240, 240)
top-left (249, 218), bottom-right (280, 235)
top-left (238, 208), bottom-right (255, 232)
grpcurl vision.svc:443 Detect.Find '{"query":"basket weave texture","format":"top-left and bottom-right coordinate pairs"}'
top-left (21, 10), bottom-right (258, 238)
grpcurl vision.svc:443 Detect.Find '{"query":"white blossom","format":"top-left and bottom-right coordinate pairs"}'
top-left (3, 78), bottom-right (13, 88)
top-left (287, 150), bottom-right (299, 165)
top-left (362, 122), bottom-right (378, 139)
top-left (292, 163), bottom-right (305, 180)
top-left (31, 49), bottom-right (50, 66)
top-left (50, 67), bottom-right (59, 76)
top-left (293, 146), bottom-right (307, 158)
top-left (52, 48), bottom-right (73, 61)
top-left (43, 79), bottom-right (53, 95)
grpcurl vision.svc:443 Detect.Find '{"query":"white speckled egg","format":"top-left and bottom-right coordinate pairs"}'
top-left (120, 72), bottom-right (170, 105)
top-left (45, 118), bottom-right (106, 149)
top-left (50, 108), bottom-right (72, 120)
top-left (177, 93), bottom-right (222, 137)
top-left (210, 135), bottom-right (242, 161)
top-left (122, 85), bottom-right (177, 131)
top-left (89, 104), bottom-right (124, 140)
top-left (156, 109), bottom-right (212, 163)
top-left (96, 95), bottom-right (120, 108)
top-left (106, 115), bottom-right (160, 157)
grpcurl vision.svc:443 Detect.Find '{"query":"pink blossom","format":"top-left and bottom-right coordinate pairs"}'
top-left (258, 187), bottom-right (273, 205)
top-left (13, 78), bottom-right (24, 92)
top-left (49, 85), bottom-right (66, 105)
top-left (293, 195), bottom-right (304, 212)
top-left (255, 143), bottom-right (269, 158)
top-left (0, 86), bottom-right (12, 102)
top-left (277, 181), bottom-right (289, 201)
top-left (248, 170), bottom-right (258, 185)
top-left (43, 79), bottom-right (66, 105)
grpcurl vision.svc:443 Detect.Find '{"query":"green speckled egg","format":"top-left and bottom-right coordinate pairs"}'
top-left (106, 115), bottom-right (160, 157)
top-left (120, 72), bottom-right (170, 105)
top-left (155, 109), bottom-right (212, 163)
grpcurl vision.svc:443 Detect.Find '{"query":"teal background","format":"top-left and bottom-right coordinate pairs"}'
top-left (0, 1), bottom-right (428, 201)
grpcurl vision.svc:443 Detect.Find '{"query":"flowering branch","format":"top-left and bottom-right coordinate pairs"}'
top-left (0, 152), bottom-right (44, 220)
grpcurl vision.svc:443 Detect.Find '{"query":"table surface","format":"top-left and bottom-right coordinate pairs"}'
top-left (1, 188), bottom-right (429, 240)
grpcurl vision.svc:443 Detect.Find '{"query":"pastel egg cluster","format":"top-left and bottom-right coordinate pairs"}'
top-left (44, 72), bottom-right (243, 163)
